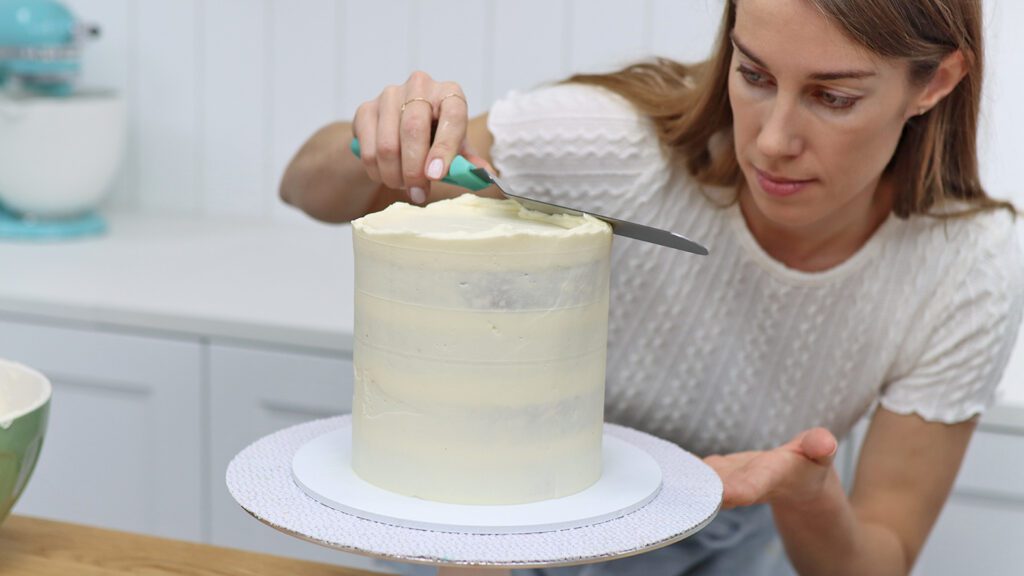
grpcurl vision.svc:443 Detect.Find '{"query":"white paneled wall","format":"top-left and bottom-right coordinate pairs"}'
top-left (64, 0), bottom-right (724, 219)
top-left (202, 0), bottom-right (267, 218)
top-left (136, 1), bottom-right (199, 214)
top-left (65, 0), bottom-right (1023, 220)
top-left (568, 0), bottom-right (647, 72)
top-left (980, 0), bottom-right (1024, 205)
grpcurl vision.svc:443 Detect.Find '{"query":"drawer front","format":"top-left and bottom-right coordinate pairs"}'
top-left (0, 315), bottom-right (203, 540)
top-left (206, 342), bottom-right (370, 569)
top-left (952, 428), bottom-right (1024, 499)
top-left (914, 495), bottom-right (1024, 576)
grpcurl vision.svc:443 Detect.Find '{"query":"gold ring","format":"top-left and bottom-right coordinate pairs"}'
top-left (439, 92), bottom-right (467, 107)
top-left (400, 97), bottom-right (432, 113)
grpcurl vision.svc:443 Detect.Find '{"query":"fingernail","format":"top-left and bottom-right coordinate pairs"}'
top-left (410, 187), bottom-right (426, 204)
top-left (427, 158), bottom-right (444, 180)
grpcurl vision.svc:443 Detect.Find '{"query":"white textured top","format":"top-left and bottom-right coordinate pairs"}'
top-left (352, 193), bottom-right (608, 239)
top-left (488, 83), bottom-right (1024, 455)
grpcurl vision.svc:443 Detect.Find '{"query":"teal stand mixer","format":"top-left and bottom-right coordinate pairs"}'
top-left (0, 0), bottom-right (123, 240)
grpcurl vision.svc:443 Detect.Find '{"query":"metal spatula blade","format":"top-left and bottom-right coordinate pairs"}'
top-left (349, 138), bottom-right (708, 255)
top-left (470, 168), bottom-right (709, 256)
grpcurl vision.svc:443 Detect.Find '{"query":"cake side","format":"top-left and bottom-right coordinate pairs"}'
top-left (350, 194), bottom-right (612, 505)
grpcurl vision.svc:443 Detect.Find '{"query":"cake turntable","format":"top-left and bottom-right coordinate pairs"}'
top-left (227, 186), bottom-right (721, 574)
top-left (291, 419), bottom-right (663, 534)
top-left (226, 415), bottom-right (723, 576)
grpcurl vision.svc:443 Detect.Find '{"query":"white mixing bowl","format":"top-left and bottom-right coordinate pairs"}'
top-left (0, 90), bottom-right (125, 218)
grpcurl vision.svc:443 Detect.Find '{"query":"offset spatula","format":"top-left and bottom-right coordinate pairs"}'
top-left (350, 139), bottom-right (709, 256)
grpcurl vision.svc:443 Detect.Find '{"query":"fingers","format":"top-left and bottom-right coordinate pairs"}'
top-left (352, 100), bottom-right (381, 183)
top-left (722, 473), bottom-right (768, 510)
top-left (375, 85), bottom-right (407, 191)
top-left (704, 452), bottom-right (758, 476)
top-left (425, 83), bottom-right (469, 182)
top-left (707, 458), bottom-right (767, 510)
top-left (799, 427), bottom-right (838, 466)
top-left (706, 437), bottom-right (838, 511)
top-left (399, 103), bottom-right (433, 204)
top-left (352, 72), bottom-right (472, 205)
top-left (399, 72), bottom-right (438, 203)
top-left (704, 452), bottom-right (768, 510)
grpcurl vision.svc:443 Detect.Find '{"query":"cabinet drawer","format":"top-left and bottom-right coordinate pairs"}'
top-left (952, 429), bottom-right (1024, 499)
top-left (207, 342), bottom-right (370, 569)
top-left (914, 496), bottom-right (1024, 576)
top-left (0, 315), bottom-right (203, 541)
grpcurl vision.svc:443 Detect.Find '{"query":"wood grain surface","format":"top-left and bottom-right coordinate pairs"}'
top-left (0, 515), bottom-right (381, 575)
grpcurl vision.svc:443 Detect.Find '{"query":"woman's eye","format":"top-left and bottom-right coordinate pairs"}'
top-left (737, 66), bottom-right (771, 87)
top-left (817, 90), bottom-right (858, 110)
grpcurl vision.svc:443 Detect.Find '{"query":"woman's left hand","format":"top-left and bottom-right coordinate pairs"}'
top-left (703, 427), bottom-right (839, 511)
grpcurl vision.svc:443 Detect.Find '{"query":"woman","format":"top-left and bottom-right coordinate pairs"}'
top-left (280, 0), bottom-right (1024, 574)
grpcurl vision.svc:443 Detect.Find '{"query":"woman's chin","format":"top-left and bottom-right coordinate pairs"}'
top-left (743, 186), bottom-right (825, 231)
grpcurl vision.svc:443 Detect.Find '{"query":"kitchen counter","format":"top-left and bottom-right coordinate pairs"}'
top-left (0, 515), bottom-right (377, 575)
top-left (0, 212), bottom-right (355, 352)
top-left (0, 211), bottom-right (1021, 430)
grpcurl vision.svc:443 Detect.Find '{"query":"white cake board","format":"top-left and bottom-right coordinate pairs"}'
top-left (226, 415), bottom-right (722, 570)
top-left (291, 424), bottom-right (663, 534)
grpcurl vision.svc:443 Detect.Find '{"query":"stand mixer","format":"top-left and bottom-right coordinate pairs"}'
top-left (0, 0), bottom-right (124, 239)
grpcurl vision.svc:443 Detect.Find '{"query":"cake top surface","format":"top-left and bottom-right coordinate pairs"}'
top-left (352, 194), bottom-right (610, 239)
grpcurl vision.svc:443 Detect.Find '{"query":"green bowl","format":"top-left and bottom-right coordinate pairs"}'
top-left (0, 358), bottom-right (51, 525)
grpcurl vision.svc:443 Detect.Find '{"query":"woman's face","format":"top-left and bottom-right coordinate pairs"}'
top-left (728, 0), bottom-right (921, 231)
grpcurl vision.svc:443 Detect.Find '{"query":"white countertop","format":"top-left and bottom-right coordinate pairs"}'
top-left (0, 212), bottom-right (355, 351)
top-left (0, 211), bottom-right (1021, 428)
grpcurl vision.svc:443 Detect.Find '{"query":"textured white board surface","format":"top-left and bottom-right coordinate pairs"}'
top-left (291, 425), bottom-right (663, 534)
top-left (227, 416), bottom-right (722, 568)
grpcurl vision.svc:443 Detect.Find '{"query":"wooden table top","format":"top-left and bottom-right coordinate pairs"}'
top-left (0, 515), bottom-right (381, 575)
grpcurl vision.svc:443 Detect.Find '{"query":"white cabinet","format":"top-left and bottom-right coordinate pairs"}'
top-left (3, 308), bottom-right (1023, 575)
top-left (836, 411), bottom-right (1024, 576)
top-left (207, 341), bottom-right (378, 571)
top-left (912, 423), bottom-right (1024, 576)
top-left (914, 493), bottom-right (1024, 575)
top-left (0, 313), bottom-right (381, 570)
top-left (1, 315), bottom-right (203, 541)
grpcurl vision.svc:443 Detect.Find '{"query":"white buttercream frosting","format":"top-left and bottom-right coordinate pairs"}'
top-left (352, 193), bottom-right (608, 239)
top-left (0, 360), bottom-right (50, 427)
top-left (350, 194), bottom-right (612, 505)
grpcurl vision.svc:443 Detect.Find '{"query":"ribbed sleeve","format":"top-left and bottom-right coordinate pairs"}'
top-left (488, 83), bottom-right (670, 220)
top-left (880, 212), bottom-right (1024, 423)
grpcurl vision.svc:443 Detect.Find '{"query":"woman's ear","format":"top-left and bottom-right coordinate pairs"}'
top-left (907, 50), bottom-right (968, 118)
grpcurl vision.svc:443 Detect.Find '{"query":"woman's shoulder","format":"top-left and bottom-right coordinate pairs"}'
top-left (486, 82), bottom-right (678, 216)
top-left (960, 208), bottom-right (1023, 287)
top-left (897, 206), bottom-right (1024, 299)
top-left (907, 205), bottom-right (1020, 259)
top-left (487, 82), bottom-right (669, 181)
top-left (880, 206), bottom-right (1024, 423)
top-left (487, 82), bottom-right (663, 161)
top-left (489, 82), bottom-right (648, 125)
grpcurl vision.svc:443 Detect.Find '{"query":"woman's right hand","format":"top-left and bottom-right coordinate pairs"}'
top-left (352, 71), bottom-right (491, 204)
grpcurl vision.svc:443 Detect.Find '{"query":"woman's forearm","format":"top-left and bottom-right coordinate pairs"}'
top-left (771, 470), bottom-right (907, 576)
top-left (279, 121), bottom-right (382, 223)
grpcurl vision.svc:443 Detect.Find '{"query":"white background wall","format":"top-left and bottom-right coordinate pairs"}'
top-left (64, 0), bottom-right (1024, 391)
top-left (66, 0), bottom-right (1024, 219)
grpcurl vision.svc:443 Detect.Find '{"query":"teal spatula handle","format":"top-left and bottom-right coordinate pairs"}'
top-left (349, 138), bottom-right (490, 192)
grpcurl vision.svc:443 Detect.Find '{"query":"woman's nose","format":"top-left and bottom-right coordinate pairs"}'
top-left (756, 98), bottom-right (804, 159)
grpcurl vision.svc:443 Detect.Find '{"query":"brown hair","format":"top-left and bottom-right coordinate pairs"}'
top-left (567, 0), bottom-right (1016, 219)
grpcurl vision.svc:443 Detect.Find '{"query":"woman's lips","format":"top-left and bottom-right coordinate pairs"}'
top-left (754, 167), bottom-right (815, 197)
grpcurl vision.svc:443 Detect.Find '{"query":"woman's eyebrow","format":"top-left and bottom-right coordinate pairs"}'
top-left (730, 32), bottom-right (877, 81)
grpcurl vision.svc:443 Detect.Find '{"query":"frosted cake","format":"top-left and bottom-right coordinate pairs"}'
top-left (350, 194), bottom-right (612, 505)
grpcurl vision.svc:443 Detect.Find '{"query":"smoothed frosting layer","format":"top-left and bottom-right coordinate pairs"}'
top-left (352, 193), bottom-right (610, 240)
top-left (350, 193), bottom-right (612, 505)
